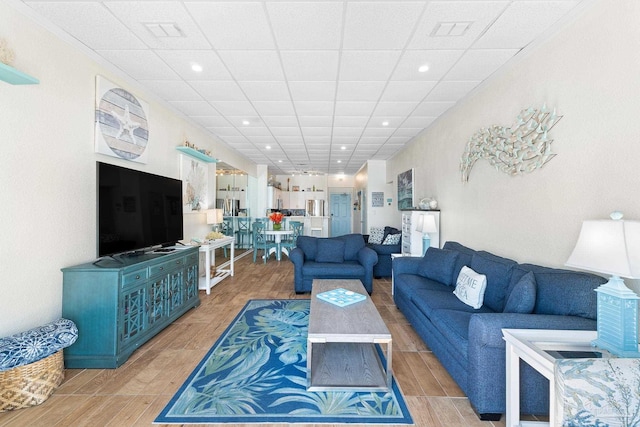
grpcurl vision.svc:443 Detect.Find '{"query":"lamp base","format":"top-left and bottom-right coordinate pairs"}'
top-left (421, 234), bottom-right (431, 257)
top-left (592, 338), bottom-right (640, 358)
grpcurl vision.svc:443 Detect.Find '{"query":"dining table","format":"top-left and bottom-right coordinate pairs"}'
top-left (264, 229), bottom-right (293, 261)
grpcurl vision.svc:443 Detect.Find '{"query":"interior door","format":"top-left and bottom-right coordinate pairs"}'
top-left (330, 193), bottom-right (351, 237)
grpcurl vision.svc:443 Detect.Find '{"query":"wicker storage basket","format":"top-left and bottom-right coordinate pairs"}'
top-left (0, 350), bottom-right (64, 412)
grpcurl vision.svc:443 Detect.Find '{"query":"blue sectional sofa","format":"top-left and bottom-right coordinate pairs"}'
top-left (392, 241), bottom-right (606, 420)
top-left (290, 234), bottom-right (378, 294)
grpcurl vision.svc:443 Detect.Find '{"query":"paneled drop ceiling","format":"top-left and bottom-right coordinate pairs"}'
top-left (18, 0), bottom-right (586, 175)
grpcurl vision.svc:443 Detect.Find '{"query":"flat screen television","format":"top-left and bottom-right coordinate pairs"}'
top-left (97, 162), bottom-right (183, 257)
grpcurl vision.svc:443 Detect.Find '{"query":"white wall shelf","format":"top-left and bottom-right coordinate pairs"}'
top-left (176, 146), bottom-right (218, 163)
top-left (0, 62), bottom-right (39, 85)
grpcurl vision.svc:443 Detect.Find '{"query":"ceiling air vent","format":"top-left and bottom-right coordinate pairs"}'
top-left (144, 22), bottom-right (184, 38)
top-left (431, 22), bottom-right (472, 37)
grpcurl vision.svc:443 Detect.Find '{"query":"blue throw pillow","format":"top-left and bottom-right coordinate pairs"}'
top-left (315, 239), bottom-right (345, 263)
top-left (470, 252), bottom-right (516, 312)
top-left (503, 271), bottom-right (537, 314)
top-left (417, 247), bottom-right (459, 286)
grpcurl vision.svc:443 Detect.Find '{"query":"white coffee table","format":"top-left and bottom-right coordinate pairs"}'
top-left (502, 329), bottom-right (609, 427)
top-left (307, 279), bottom-right (392, 391)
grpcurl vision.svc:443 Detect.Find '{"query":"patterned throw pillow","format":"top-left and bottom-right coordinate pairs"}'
top-left (453, 266), bottom-right (487, 309)
top-left (368, 227), bottom-right (385, 244)
top-left (382, 233), bottom-right (401, 245)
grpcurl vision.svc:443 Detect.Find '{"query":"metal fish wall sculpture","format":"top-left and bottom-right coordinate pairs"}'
top-left (460, 105), bottom-right (562, 182)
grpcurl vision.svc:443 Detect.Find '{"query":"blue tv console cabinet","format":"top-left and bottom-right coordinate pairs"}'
top-left (61, 246), bottom-right (200, 368)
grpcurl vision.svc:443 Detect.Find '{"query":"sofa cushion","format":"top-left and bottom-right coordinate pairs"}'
top-left (411, 287), bottom-right (494, 320)
top-left (417, 247), bottom-right (459, 286)
top-left (470, 252), bottom-right (516, 312)
top-left (296, 236), bottom-right (317, 261)
top-left (503, 271), bottom-right (537, 314)
top-left (395, 274), bottom-right (453, 299)
top-left (383, 233), bottom-right (401, 245)
top-left (369, 227), bottom-right (385, 244)
top-left (316, 239), bottom-right (345, 263)
top-left (515, 264), bottom-right (604, 319)
top-left (454, 266), bottom-right (488, 309)
top-left (442, 241), bottom-right (476, 281)
top-left (430, 309), bottom-right (473, 363)
top-left (302, 260), bottom-right (365, 277)
top-left (338, 234), bottom-right (366, 261)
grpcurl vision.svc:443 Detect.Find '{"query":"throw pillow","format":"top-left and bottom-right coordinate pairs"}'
top-left (383, 226), bottom-right (400, 242)
top-left (368, 227), bottom-right (385, 244)
top-left (503, 271), bottom-right (537, 314)
top-left (382, 233), bottom-right (401, 245)
top-left (453, 266), bottom-right (487, 309)
top-left (417, 247), bottom-right (460, 286)
top-left (315, 239), bottom-right (345, 263)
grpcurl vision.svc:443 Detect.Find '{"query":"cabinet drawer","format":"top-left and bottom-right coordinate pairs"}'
top-left (150, 259), bottom-right (181, 277)
top-left (185, 252), bottom-right (198, 265)
top-left (123, 269), bottom-right (148, 287)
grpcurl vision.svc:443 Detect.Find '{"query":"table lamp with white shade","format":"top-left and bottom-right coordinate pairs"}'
top-left (415, 214), bottom-right (438, 256)
top-left (206, 209), bottom-right (224, 232)
top-left (565, 211), bottom-right (640, 357)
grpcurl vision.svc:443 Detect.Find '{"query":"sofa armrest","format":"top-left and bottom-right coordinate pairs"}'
top-left (465, 313), bottom-right (597, 415)
top-left (289, 247), bottom-right (304, 266)
top-left (469, 313), bottom-right (597, 349)
top-left (391, 256), bottom-right (422, 275)
top-left (357, 246), bottom-right (378, 268)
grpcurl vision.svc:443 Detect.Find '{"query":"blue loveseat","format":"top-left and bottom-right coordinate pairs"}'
top-left (290, 234), bottom-right (378, 294)
top-left (393, 241), bottom-right (606, 420)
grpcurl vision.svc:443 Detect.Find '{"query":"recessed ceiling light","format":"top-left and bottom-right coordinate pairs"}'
top-left (242, 120), bottom-right (250, 126)
top-left (418, 64), bottom-right (429, 73)
top-left (341, 146), bottom-right (346, 150)
top-left (382, 121), bottom-right (389, 127)
top-left (278, 160), bottom-right (282, 163)
top-left (337, 160), bottom-right (342, 163)
top-left (191, 63), bottom-right (203, 73)
top-left (265, 145), bottom-right (271, 150)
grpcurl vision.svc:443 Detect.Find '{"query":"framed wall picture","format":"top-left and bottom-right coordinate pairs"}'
top-left (95, 75), bottom-right (150, 163)
top-left (180, 155), bottom-right (208, 212)
top-left (397, 169), bottom-right (414, 210)
top-left (371, 191), bottom-right (384, 207)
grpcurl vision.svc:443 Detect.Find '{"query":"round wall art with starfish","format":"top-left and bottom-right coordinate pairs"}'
top-left (94, 75), bottom-right (150, 163)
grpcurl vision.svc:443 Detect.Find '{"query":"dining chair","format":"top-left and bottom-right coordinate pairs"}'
top-left (252, 222), bottom-right (277, 263)
top-left (221, 217), bottom-right (235, 257)
top-left (236, 217), bottom-right (252, 248)
top-left (281, 221), bottom-right (303, 254)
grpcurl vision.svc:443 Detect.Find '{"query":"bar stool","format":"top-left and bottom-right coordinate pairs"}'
top-left (236, 217), bottom-right (252, 248)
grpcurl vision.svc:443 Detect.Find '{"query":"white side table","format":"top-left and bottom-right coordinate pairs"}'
top-left (502, 329), bottom-right (603, 427)
top-left (198, 237), bottom-right (235, 294)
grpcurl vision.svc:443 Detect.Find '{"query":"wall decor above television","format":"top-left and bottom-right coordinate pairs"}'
top-left (95, 75), bottom-right (150, 164)
top-left (97, 162), bottom-right (183, 257)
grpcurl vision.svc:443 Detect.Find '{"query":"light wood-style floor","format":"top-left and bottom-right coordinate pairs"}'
top-left (0, 250), bottom-right (526, 427)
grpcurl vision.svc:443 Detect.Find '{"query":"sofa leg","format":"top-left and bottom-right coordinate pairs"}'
top-left (478, 413), bottom-right (502, 421)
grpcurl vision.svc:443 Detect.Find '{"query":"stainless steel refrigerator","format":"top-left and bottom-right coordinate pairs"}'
top-left (306, 199), bottom-right (325, 217)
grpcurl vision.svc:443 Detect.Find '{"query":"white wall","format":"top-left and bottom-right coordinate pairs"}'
top-left (365, 160), bottom-right (397, 230)
top-left (0, 1), bottom-right (256, 336)
top-left (388, 0), bottom-right (640, 281)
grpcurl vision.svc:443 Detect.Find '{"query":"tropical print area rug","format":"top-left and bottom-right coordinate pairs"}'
top-left (155, 299), bottom-right (413, 424)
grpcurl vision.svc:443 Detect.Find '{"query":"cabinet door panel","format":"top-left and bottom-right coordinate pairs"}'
top-left (120, 285), bottom-right (146, 346)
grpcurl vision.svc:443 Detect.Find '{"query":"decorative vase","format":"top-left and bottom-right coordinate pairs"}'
top-left (273, 223), bottom-right (282, 230)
